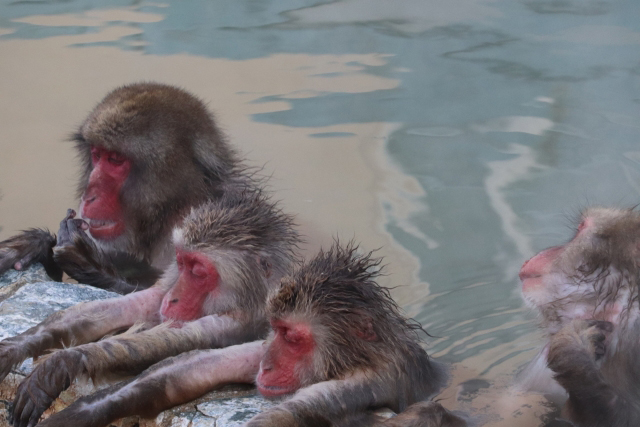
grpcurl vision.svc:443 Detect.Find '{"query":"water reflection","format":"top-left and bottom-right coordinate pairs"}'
top-left (1, 1), bottom-right (639, 425)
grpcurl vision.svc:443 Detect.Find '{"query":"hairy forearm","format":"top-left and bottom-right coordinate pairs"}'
top-left (37, 342), bottom-right (265, 427)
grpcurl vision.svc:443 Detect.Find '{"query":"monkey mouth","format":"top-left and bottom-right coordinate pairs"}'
top-left (85, 218), bottom-right (125, 240)
top-left (87, 219), bottom-right (117, 228)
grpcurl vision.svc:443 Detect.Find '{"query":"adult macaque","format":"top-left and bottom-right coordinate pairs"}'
top-left (6, 189), bottom-right (299, 427)
top-left (519, 207), bottom-right (640, 427)
top-left (0, 83), bottom-right (249, 294)
top-left (33, 242), bottom-right (465, 427)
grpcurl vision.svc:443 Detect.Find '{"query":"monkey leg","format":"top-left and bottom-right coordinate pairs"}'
top-left (53, 209), bottom-right (156, 294)
top-left (11, 314), bottom-right (250, 424)
top-left (0, 228), bottom-right (62, 281)
top-left (30, 342), bottom-right (264, 427)
top-left (547, 319), bottom-right (636, 427)
top-left (0, 285), bottom-right (166, 384)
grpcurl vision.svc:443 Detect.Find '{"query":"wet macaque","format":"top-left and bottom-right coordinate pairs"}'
top-left (5, 190), bottom-right (299, 427)
top-left (34, 242), bottom-right (465, 427)
top-left (519, 207), bottom-right (640, 427)
top-left (0, 83), bottom-right (249, 293)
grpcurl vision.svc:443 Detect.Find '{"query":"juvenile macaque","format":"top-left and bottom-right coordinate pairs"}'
top-left (519, 207), bottom-right (640, 427)
top-left (33, 242), bottom-right (465, 427)
top-left (5, 189), bottom-right (299, 427)
top-left (0, 83), bottom-right (250, 294)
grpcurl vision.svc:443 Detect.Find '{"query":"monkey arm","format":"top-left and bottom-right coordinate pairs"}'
top-left (30, 342), bottom-right (264, 427)
top-left (547, 320), bottom-right (639, 427)
top-left (0, 286), bottom-right (166, 384)
top-left (0, 229), bottom-right (62, 281)
top-left (11, 314), bottom-right (253, 424)
top-left (52, 210), bottom-right (157, 294)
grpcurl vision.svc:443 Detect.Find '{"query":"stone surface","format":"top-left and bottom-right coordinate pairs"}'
top-left (0, 263), bottom-right (50, 304)
top-left (0, 265), bottom-right (277, 427)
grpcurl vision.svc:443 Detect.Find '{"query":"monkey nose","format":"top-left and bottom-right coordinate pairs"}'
top-left (170, 298), bottom-right (179, 304)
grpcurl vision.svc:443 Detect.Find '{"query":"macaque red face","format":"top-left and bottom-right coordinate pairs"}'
top-left (255, 319), bottom-right (316, 397)
top-left (520, 208), bottom-right (640, 332)
top-left (160, 248), bottom-right (220, 324)
top-left (80, 146), bottom-right (131, 240)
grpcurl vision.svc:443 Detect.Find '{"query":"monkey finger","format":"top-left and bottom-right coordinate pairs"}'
top-left (14, 252), bottom-right (37, 271)
top-left (70, 219), bottom-right (90, 233)
top-left (66, 209), bottom-right (76, 220)
top-left (57, 218), bottom-right (86, 247)
top-left (11, 388), bottom-right (26, 419)
top-left (56, 219), bottom-right (71, 246)
top-left (0, 346), bottom-right (21, 383)
top-left (13, 398), bottom-right (34, 427)
top-left (0, 248), bottom-right (19, 273)
top-left (26, 408), bottom-right (41, 427)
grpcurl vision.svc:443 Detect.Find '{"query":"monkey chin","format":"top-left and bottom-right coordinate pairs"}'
top-left (255, 377), bottom-right (298, 398)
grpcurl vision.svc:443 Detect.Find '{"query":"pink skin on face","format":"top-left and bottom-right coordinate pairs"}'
top-left (520, 218), bottom-right (593, 295)
top-left (256, 319), bottom-right (315, 397)
top-left (160, 249), bottom-right (220, 324)
top-left (519, 216), bottom-right (623, 324)
top-left (80, 146), bottom-right (131, 240)
top-left (519, 246), bottom-right (563, 294)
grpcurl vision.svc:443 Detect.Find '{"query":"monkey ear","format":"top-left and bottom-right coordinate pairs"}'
top-left (353, 316), bottom-right (378, 342)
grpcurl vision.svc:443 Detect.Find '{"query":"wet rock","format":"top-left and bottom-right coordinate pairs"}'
top-left (0, 263), bottom-right (50, 303)
top-left (0, 270), bottom-right (276, 427)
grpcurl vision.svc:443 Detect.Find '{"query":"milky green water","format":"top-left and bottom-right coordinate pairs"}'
top-left (0, 1), bottom-right (639, 425)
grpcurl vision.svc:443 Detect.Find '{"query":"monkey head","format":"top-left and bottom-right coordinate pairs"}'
top-left (159, 191), bottom-right (299, 326)
top-left (256, 242), bottom-right (424, 398)
top-left (73, 83), bottom-right (239, 255)
top-left (520, 207), bottom-right (640, 333)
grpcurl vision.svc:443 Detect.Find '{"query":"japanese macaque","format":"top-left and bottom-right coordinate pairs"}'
top-left (0, 82), bottom-right (249, 294)
top-left (31, 242), bottom-right (465, 427)
top-left (5, 189), bottom-right (299, 427)
top-left (519, 207), bottom-right (640, 427)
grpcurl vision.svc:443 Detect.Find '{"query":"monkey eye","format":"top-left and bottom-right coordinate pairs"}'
top-left (283, 328), bottom-right (305, 345)
top-left (191, 262), bottom-right (208, 278)
top-left (90, 147), bottom-right (101, 164)
top-left (577, 219), bottom-right (587, 232)
top-left (108, 152), bottom-right (126, 166)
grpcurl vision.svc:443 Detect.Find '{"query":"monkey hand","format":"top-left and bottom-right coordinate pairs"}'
top-left (0, 338), bottom-right (30, 384)
top-left (0, 229), bottom-right (61, 281)
top-left (28, 380), bottom-right (134, 427)
top-left (11, 350), bottom-right (84, 427)
top-left (53, 209), bottom-right (122, 290)
top-left (548, 319), bottom-right (613, 375)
